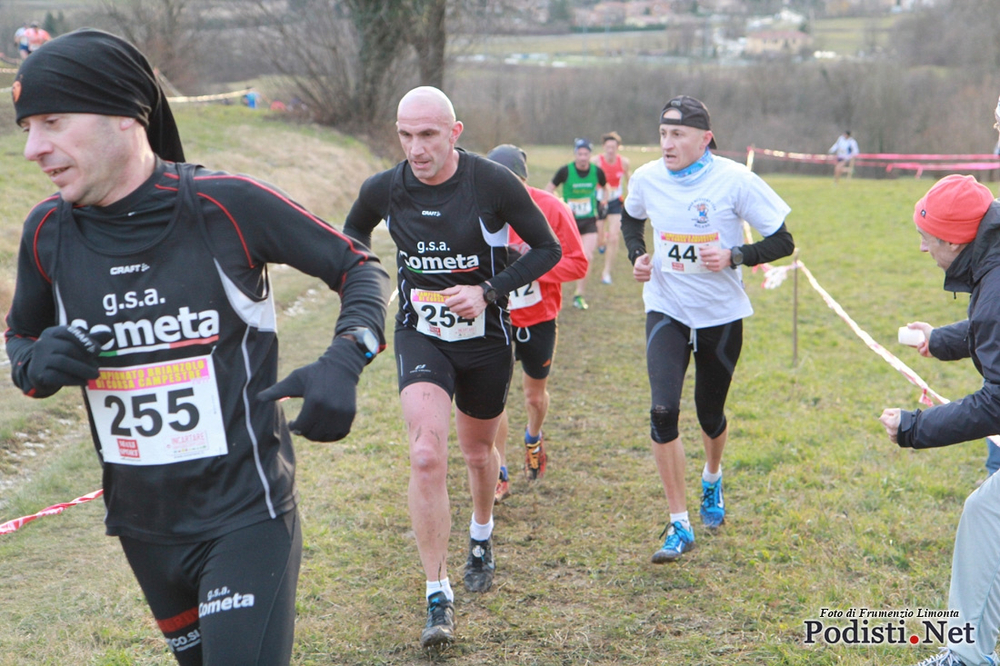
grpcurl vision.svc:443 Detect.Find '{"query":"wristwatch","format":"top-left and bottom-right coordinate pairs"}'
top-left (480, 281), bottom-right (499, 305)
top-left (339, 327), bottom-right (379, 364)
top-left (729, 246), bottom-right (745, 268)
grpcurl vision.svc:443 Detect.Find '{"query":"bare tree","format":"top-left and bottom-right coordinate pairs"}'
top-left (97, 0), bottom-right (205, 90)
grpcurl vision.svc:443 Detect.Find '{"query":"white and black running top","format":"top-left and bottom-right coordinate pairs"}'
top-left (344, 150), bottom-right (561, 346)
top-left (5, 160), bottom-right (388, 543)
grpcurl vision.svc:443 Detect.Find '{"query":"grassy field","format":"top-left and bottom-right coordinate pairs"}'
top-left (0, 104), bottom-right (992, 665)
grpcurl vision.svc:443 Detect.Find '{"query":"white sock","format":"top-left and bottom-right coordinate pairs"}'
top-left (426, 578), bottom-right (454, 603)
top-left (669, 511), bottom-right (691, 530)
top-left (703, 464), bottom-right (722, 484)
top-left (470, 516), bottom-right (494, 542)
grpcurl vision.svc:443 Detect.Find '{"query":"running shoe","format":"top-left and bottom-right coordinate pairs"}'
top-left (601, 274), bottom-right (612, 285)
top-left (572, 295), bottom-right (588, 310)
top-left (463, 537), bottom-right (495, 592)
top-left (651, 521), bottom-right (695, 563)
top-left (598, 245), bottom-right (607, 254)
top-left (524, 436), bottom-right (547, 481)
top-left (699, 477), bottom-right (726, 529)
top-left (495, 466), bottom-right (511, 504)
top-left (907, 649), bottom-right (968, 666)
top-left (420, 591), bottom-right (455, 648)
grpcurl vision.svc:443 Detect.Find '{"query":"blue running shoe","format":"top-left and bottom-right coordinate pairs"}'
top-left (651, 521), bottom-right (695, 563)
top-left (700, 477), bottom-right (725, 529)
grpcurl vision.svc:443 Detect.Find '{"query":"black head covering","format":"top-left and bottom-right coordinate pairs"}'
top-left (12, 28), bottom-right (185, 162)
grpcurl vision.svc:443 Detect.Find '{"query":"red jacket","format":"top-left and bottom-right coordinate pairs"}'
top-left (507, 186), bottom-right (588, 327)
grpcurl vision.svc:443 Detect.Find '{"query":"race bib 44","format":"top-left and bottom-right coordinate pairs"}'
top-left (656, 231), bottom-right (720, 274)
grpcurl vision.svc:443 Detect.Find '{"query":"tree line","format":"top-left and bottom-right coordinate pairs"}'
top-left (2, 0), bottom-right (998, 161)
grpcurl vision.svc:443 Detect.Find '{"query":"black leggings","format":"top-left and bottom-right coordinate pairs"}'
top-left (645, 312), bottom-right (742, 443)
top-left (119, 510), bottom-right (302, 666)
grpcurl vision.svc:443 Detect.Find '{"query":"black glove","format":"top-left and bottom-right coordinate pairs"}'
top-left (26, 326), bottom-right (107, 396)
top-left (257, 336), bottom-right (366, 442)
top-left (597, 201), bottom-right (608, 220)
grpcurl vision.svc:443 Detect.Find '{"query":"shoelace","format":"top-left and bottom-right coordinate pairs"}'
top-left (702, 482), bottom-right (719, 508)
top-left (427, 597), bottom-right (452, 625)
top-left (658, 522), bottom-right (686, 547)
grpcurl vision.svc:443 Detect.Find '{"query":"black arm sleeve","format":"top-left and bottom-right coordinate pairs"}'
top-left (475, 160), bottom-right (560, 296)
top-left (737, 223), bottom-right (794, 266)
top-left (550, 165), bottom-right (569, 188)
top-left (343, 171), bottom-right (392, 250)
top-left (621, 208), bottom-right (647, 265)
top-left (6, 209), bottom-right (58, 396)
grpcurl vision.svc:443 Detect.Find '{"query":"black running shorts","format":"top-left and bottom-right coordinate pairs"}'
top-left (575, 216), bottom-right (598, 236)
top-left (395, 325), bottom-right (514, 420)
top-left (513, 318), bottom-right (557, 380)
top-left (119, 510), bottom-right (302, 666)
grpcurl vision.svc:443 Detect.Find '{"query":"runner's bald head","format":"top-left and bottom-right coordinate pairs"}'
top-left (397, 86), bottom-right (456, 125)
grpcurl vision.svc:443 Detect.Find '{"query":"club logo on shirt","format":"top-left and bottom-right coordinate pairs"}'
top-left (688, 199), bottom-right (716, 228)
top-left (399, 250), bottom-right (480, 274)
top-left (69, 306), bottom-right (220, 357)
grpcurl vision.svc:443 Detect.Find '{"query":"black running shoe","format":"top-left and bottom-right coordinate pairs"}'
top-left (463, 537), bottom-right (495, 592)
top-left (419, 592), bottom-right (455, 648)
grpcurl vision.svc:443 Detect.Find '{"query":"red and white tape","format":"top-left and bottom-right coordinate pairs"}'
top-left (0, 488), bottom-right (103, 535)
top-left (762, 259), bottom-right (1000, 446)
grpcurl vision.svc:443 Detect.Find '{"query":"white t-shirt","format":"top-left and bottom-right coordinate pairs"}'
top-left (624, 154), bottom-right (790, 328)
top-left (829, 135), bottom-right (859, 160)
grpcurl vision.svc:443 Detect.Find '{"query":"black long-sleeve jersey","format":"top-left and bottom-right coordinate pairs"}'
top-left (343, 150), bottom-right (561, 345)
top-left (4, 159), bottom-right (389, 543)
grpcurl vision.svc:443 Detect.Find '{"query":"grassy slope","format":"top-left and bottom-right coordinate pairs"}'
top-left (0, 107), bottom-right (990, 665)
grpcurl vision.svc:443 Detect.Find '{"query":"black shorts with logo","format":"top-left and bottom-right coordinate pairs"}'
top-left (395, 325), bottom-right (514, 419)
top-left (513, 318), bottom-right (558, 380)
top-left (119, 510), bottom-right (302, 666)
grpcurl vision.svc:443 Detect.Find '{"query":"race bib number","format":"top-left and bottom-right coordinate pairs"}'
top-left (508, 281), bottom-right (542, 310)
top-left (411, 289), bottom-right (485, 342)
top-left (86, 355), bottom-right (227, 466)
top-left (567, 198), bottom-right (593, 218)
top-left (656, 231), bottom-right (721, 274)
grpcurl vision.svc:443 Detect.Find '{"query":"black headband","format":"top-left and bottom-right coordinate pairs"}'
top-left (13, 28), bottom-right (184, 162)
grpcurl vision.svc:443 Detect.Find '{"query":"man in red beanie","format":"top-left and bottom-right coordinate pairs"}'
top-left (878, 173), bottom-right (1000, 666)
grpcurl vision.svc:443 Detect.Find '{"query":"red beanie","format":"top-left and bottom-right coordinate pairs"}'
top-left (914, 174), bottom-right (995, 244)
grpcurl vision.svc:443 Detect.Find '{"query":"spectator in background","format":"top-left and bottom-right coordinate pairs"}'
top-left (828, 130), bottom-right (859, 183)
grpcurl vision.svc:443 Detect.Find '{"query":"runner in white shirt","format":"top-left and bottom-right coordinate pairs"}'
top-left (621, 96), bottom-right (795, 562)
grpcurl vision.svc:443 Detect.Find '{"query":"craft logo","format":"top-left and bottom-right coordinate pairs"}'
top-left (803, 608), bottom-right (975, 647)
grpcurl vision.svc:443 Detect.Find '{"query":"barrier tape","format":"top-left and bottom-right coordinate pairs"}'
top-left (0, 488), bottom-right (103, 535)
top-left (749, 147), bottom-right (1000, 177)
top-left (761, 259), bottom-right (1000, 446)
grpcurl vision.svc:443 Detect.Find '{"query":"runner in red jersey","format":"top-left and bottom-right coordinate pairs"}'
top-left (486, 145), bottom-right (588, 502)
top-left (595, 131), bottom-right (630, 285)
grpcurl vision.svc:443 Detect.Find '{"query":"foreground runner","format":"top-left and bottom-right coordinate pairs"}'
top-left (546, 138), bottom-right (608, 311)
top-left (485, 145), bottom-right (588, 501)
top-left (879, 175), bottom-right (1000, 666)
top-left (4, 30), bottom-right (389, 665)
top-left (622, 95), bottom-right (794, 563)
top-left (595, 131), bottom-right (630, 285)
top-left (343, 88), bottom-right (560, 648)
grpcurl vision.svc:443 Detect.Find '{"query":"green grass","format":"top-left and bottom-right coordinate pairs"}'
top-left (0, 109), bottom-right (990, 665)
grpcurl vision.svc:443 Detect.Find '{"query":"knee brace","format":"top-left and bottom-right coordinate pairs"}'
top-left (650, 405), bottom-right (679, 444)
top-left (700, 414), bottom-right (727, 440)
